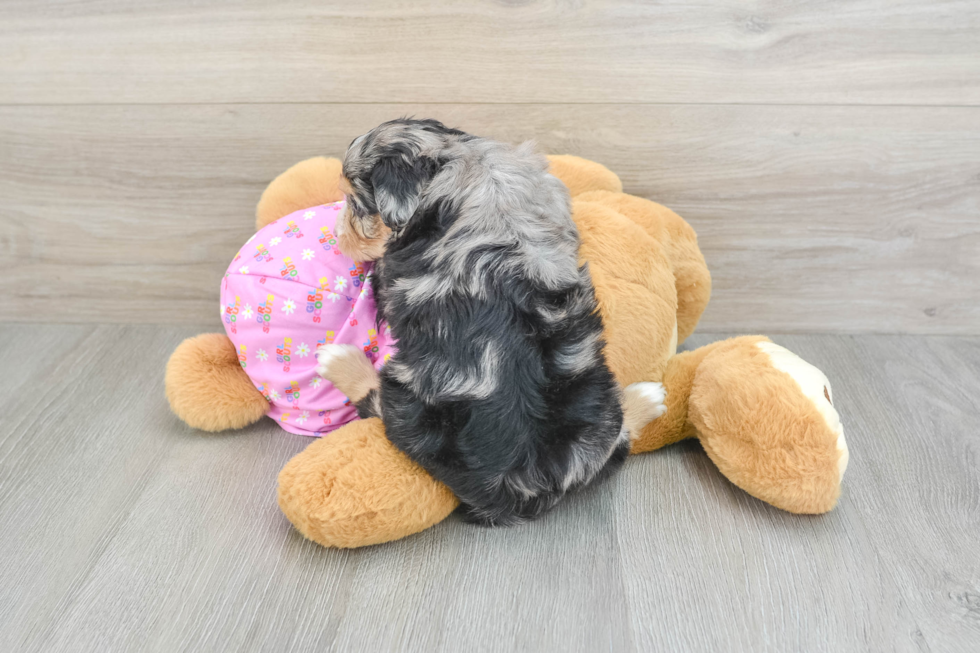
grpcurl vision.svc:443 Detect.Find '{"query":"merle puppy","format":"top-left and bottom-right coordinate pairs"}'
top-left (316, 118), bottom-right (666, 526)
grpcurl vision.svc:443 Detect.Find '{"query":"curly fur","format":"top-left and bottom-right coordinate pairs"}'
top-left (330, 119), bottom-right (662, 526)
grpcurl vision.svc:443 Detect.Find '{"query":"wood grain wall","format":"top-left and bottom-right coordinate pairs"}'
top-left (1, 1), bottom-right (978, 333)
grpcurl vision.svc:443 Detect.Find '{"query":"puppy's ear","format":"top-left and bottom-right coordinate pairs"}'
top-left (370, 155), bottom-right (435, 230)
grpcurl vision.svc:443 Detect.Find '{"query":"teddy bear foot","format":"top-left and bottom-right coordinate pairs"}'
top-left (688, 336), bottom-right (847, 514)
top-left (165, 333), bottom-right (269, 432)
top-left (277, 417), bottom-right (459, 548)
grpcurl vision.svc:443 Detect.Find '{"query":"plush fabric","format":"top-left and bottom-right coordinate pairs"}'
top-left (629, 341), bottom-right (723, 454)
top-left (546, 155), bottom-right (623, 197)
top-left (277, 417), bottom-right (459, 548)
top-left (165, 333), bottom-right (269, 432)
top-left (574, 200), bottom-right (678, 385)
top-left (256, 156), bottom-right (345, 230)
top-left (576, 190), bottom-right (711, 344)
top-left (690, 337), bottom-right (846, 514)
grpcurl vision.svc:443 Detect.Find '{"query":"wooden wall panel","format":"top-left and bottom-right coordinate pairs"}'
top-left (1, 0), bottom-right (978, 105)
top-left (2, 103), bottom-right (977, 333)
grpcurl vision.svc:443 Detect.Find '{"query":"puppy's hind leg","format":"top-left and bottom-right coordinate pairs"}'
top-left (589, 381), bottom-right (669, 488)
top-left (315, 344), bottom-right (382, 419)
top-left (622, 382), bottom-right (668, 441)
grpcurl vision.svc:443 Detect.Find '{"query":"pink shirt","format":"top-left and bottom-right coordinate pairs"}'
top-left (220, 201), bottom-right (396, 436)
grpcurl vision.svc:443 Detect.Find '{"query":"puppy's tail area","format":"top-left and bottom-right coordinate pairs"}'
top-left (622, 382), bottom-right (668, 440)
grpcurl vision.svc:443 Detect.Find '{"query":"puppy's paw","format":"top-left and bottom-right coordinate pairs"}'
top-left (622, 381), bottom-right (668, 439)
top-left (315, 344), bottom-right (379, 401)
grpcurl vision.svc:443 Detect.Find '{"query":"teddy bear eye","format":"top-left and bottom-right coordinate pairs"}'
top-left (823, 386), bottom-right (832, 404)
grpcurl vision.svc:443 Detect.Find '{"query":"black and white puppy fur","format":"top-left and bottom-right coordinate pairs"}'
top-left (317, 118), bottom-right (666, 526)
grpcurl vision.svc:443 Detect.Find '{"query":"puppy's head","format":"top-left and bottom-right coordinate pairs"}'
top-left (337, 118), bottom-right (463, 260)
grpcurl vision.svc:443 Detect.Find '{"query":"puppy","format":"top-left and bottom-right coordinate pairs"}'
top-left (317, 119), bottom-right (666, 526)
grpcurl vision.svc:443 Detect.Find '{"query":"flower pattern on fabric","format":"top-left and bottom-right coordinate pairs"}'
top-left (219, 201), bottom-right (397, 437)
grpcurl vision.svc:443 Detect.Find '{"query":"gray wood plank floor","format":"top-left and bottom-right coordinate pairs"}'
top-left (0, 325), bottom-right (977, 652)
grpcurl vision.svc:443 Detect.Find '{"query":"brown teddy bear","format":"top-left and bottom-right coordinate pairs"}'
top-left (166, 154), bottom-right (848, 548)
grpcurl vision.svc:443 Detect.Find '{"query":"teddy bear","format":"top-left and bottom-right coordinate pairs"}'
top-left (165, 154), bottom-right (849, 548)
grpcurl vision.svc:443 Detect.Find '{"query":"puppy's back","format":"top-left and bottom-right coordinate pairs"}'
top-left (376, 136), bottom-right (625, 525)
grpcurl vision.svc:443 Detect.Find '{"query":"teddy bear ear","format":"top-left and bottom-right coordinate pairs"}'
top-left (255, 157), bottom-right (345, 231)
top-left (370, 154), bottom-right (438, 230)
top-left (546, 154), bottom-right (623, 197)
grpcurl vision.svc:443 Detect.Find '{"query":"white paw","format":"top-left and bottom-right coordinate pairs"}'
top-left (623, 382), bottom-right (668, 438)
top-left (629, 380), bottom-right (666, 403)
top-left (627, 381), bottom-right (667, 416)
top-left (315, 343), bottom-right (365, 383)
top-left (315, 343), bottom-right (380, 401)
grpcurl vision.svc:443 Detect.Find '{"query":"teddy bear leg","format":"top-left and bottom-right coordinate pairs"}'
top-left (629, 340), bottom-right (730, 454)
top-left (165, 333), bottom-right (269, 432)
top-left (686, 336), bottom-right (847, 514)
top-left (255, 156), bottom-right (345, 230)
top-left (277, 417), bottom-right (459, 548)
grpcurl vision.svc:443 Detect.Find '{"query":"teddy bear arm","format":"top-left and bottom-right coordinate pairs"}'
top-left (576, 191), bottom-right (712, 345)
top-left (165, 333), bottom-right (269, 432)
top-left (629, 341), bottom-right (731, 454)
top-left (670, 238), bottom-right (712, 344)
top-left (255, 157), bottom-right (345, 231)
top-left (575, 200), bottom-right (680, 385)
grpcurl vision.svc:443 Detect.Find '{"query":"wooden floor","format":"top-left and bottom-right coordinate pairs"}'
top-left (0, 325), bottom-right (977, 652)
